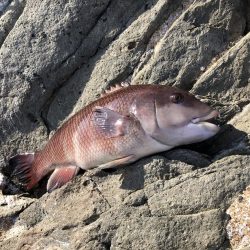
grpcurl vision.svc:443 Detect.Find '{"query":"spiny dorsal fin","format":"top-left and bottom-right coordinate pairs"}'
top-left (100, 82), bottom-right (130, 97)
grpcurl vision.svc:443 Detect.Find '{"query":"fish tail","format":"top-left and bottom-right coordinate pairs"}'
top-left (10, 152), bottom-right (40, 190)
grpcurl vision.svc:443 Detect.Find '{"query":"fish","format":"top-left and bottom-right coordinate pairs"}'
top-left (9, 84), bottom-right (220, 192)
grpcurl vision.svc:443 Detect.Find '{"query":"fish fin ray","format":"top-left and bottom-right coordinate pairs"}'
top-left (47, 166), bottom-right (80, 192)
top-left (10, 153), bottom-right (37, 190)
top-left (93, 107), bottom-right (130, 137)
top-left (101, 82), bottom-right (130, 97)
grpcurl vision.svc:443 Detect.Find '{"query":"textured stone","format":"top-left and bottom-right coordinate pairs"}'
top-left (132, 0), bottom-right (247, 90)
top-left (227, 187), bottom-right (250, 249)
top-left (164, 148), bottom-right (211, 168)
top-left (0, 193), bottom-right (34, 241)
top-left (192, 32), bottom-right (250, 105)
top-left (1, 155), bottom-right (250, 249)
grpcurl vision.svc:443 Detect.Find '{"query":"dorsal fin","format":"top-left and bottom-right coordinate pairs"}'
top-left (100, 82), bottom-right (130, 97)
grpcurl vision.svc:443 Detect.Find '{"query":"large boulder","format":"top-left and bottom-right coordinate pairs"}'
top-left (0, 0), bottom-right (249, 249)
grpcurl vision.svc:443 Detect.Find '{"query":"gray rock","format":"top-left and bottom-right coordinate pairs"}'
top-left (132, 0), bottom-right (247, 90)
top-left (1, 155), bottom-right (249, 249)
top-left (0, 0), bottom-right (26, 47)
top-left (0, 192), bottom-right (34, 242)
top-left (0, 0), bottom-right (250, 249)
top-left (47, 0), bottom-right (184, 130)
top-left (164, 148), bottom-right (211, 168)
top-left (192, 32), bottom-right (250, 108)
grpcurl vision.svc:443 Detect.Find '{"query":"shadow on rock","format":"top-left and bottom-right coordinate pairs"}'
top-left (119, 165), bottom-right (145, 190)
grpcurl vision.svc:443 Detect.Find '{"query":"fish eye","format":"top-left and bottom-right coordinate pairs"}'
top-left (170, 93), bottom-right (184, 104)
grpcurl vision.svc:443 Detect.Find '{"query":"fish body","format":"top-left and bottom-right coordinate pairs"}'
top-left (10, 84), bottom-right (219, 192)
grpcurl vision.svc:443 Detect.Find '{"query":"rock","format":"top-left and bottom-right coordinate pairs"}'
top-left (164, 148), bottom-right (211, 168)
top-left (192, 32), bottom-right (250, 111)
top-left (0, 1), bottom-right (26, 48)
top-left (111, 210), bottom-right (225, 249)
top-left (0, 0), bottom-right (10, 14)
top-left (0, 192), bottom-right (34, 242)
top-left (1, 155), bottom-right (250, 249)
top-left (47, 0), bottom-right (185, 129)
top-left (132, 0), bottom-right (247, 90)
top-left (0, 0), bottom-right (249, 249)
top-left (229, 103), bottom-right (250, 135)
top-left (227, 187), bottom-right (250, 249)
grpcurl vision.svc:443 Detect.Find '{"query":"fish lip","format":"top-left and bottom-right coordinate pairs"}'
top-left (191, 110), bottom-right (219, 124)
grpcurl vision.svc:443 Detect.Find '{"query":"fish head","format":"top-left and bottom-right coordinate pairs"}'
top-left (155, 87), bottom-right (220, 146)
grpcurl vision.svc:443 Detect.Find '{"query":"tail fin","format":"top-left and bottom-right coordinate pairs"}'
top-left (9, 153), bottom-right (37, 190)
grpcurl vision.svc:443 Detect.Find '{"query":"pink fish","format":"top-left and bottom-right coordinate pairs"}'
top-left (9, 84), bottom-right (219, 192)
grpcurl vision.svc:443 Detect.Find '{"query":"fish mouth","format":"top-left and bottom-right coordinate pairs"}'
top-left (191, 110), bottom-right (219, 124)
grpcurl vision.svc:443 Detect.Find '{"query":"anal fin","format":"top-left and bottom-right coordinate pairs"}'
top-left (47, 166), bottom-right (80, 192)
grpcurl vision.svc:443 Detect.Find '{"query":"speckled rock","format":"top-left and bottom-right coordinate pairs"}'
top-left (227, 187), bottom-right (250, 249)
top-left (132, 0), bottom-right (247, 89)
top-left (1, 155), bottom-right (250, 249)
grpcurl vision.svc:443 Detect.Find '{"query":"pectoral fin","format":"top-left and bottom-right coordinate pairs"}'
top-left (47, 166), bottom-right (80, 192)
top-left (93, 107), bottom-right (130, 138)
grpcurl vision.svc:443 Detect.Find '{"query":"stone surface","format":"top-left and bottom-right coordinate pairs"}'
top-left (0, 0), bottom-right (249, 249)
top-left (227, 187), bottom-right (250, 249)
top-left (47, 0), bottom-right (184, 129)
top-left (1, 155), bottom-right (250, 249)
top-left (132, 0), bottom-right (247, 90)
top-left (192, 32), bottom-right (250, 108)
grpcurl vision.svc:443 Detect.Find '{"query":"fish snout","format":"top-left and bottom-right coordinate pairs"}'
top-left (191, 110), bottom-right (219, 124)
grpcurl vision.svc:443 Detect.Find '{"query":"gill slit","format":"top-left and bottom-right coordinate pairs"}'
top-left (149, 99), bottom-right (168, 147)
top-left (154, 99), bottom-right (160, 131)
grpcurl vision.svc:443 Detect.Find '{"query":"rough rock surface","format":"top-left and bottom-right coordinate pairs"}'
top-left (0, 0), bottom-right (249, 249)
top-left (227, 186), bottom-right (250, 249)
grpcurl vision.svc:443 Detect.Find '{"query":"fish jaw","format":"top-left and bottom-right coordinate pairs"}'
top-left (152, 109), bottom-right (220, 146)
top-left (189, 109), bottom-right (220, 140)
top-left (184, 120), bottom-right (219, 143)
top-left (176, 109), bottom-right (220, 145)
top-left (191, 110), bottom-right (219, 124)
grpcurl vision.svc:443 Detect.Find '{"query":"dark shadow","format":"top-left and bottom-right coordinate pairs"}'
top-left (119, 164), bottom-right (145, 190)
